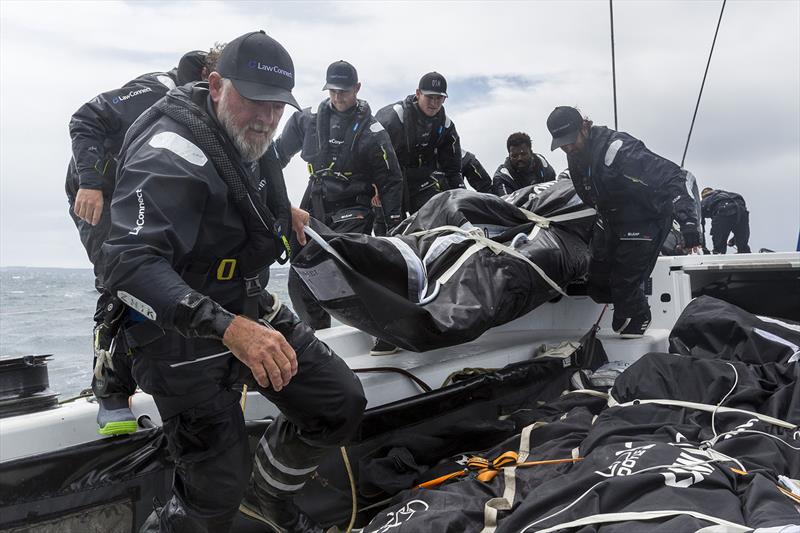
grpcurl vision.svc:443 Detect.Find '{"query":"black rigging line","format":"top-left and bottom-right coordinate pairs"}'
top-left (682, 0), bottom-right (727, 167)
top-left (609, 0), bottom-right (618, 130)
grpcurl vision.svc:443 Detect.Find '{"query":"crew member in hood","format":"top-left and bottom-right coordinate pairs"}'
top-left (102, 31), bottom-right (365, 533)
top-left (701, 187), bottom-right (751, 254)
top-left (65, 49), bottom-right (208, 436)
top-left (274, 60), bottom-right (403, 331)
top-left (376, 71), bottom-right (465, 216)
top-left (548, 106), bottom-right (701, 338)
top-left (492, 131), bottom-right (556, 195)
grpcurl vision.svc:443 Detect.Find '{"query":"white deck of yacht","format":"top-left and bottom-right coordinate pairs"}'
top-left (1, 252), bottom-right (797, 462)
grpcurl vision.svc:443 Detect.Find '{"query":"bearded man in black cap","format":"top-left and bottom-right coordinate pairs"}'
top-left (102, 31), bottom-right (365, 533)
top-left (65, 49), bottom-right (209, 436)
top-left (492, 131), bottom-right (556, 195)
top-left (274, 60), bottom-right (403, 331)
top-left (376, 71), bottom-right (465, 216)
top-left (547, 106), bottom-right (701, 338)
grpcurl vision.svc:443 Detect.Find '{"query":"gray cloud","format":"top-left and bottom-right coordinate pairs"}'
top-left (1, 0), bottom-right (798, 268)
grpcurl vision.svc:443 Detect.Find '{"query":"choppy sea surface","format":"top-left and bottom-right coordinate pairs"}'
top-left (0, 266), bottom-right (292, 399)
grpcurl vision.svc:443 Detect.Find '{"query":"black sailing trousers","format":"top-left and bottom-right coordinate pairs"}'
top-left (136, 303), bottom-right (366, 533)
top-left (710, 208), bottom-right (751, 254)
top-left (586, 215), bottom-right (672, 320)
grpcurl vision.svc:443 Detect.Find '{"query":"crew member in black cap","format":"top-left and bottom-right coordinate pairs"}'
top-left (492, 132), bottom-right (556, 195)
top-left (547, 106), bottom-right (701, 338)
top-left (372, 72), bottom-right (465, 355)
top-left (700, 187), bottom-right (751, 254)
top-left (102, 31), bottom-right (365, 533)
top-left (376, 71), bottom-right (465, 216)
top-left (274, 60), bottom-right (403, 330)
top-left (65, 49), bottom-right (209, 436)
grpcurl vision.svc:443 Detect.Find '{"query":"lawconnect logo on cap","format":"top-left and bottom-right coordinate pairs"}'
top-left (247, 60), bottom-right (293, 79)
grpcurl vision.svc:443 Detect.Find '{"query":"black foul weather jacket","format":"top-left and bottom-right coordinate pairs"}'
top-left (102, 84), bottom-right (292, 378)
top-left (66, 70), bottom-right (181, 198)
top-left (492, 153), bottom-right (556, 195)
top-left (460, 150), bottom-right (493, 193)
top-left (701, 189), bottom-right (747, 219)
top-left (376, 95), bottom-right (465, 195)
top-left (567, 126), bottom-right (700, 238)
top-left (274, 99), bottom-right (404, 228)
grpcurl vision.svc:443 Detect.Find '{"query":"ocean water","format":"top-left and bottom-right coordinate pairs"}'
top-left (0, 266), bottom-right (292, 399)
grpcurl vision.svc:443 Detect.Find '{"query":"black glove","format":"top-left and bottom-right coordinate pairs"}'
top-left (682, 230), bottom-right (701, 248)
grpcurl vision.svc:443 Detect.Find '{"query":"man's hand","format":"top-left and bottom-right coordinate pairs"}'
top-left (222, 315), bottom-right (298, 391)
top-left (371, 184), bottom-right (382, 208)
top-left (291, 206), bottom-right (309, 246)
top-left (74, 188), bottom-right (104, 225)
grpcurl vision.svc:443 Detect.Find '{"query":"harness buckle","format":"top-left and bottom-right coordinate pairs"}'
top-left (244, 275), bottom-right (262, 298)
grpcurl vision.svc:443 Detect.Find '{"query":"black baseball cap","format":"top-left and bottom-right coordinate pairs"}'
top-left (418, 72), bottom-right (447, 96)
top-left (177, 50), bottom-right (207, 85)
top-left (215, 30), bottom-right (300, 110)
top-left (547, 106), bottom-right (583, 150)
top-left (323, 60), bottom-right (358, 90)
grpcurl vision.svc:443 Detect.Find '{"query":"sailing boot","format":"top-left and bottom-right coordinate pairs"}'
top-left (370, 338), bottom-right (398, 356)
top-left (239, 427), bottom-right (326, 533)
top-left (612, 309), bottom-right (652, 339)
top-left (96, 393), bottom-right (137, 436)
top-left (93, 298), bottom-right (137, 435)
top-left (239, 484), bottom-right (325, 533)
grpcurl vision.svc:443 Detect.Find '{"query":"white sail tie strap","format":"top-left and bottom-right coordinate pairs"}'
top-left (436, 242), bottom-right (485, 285)
top-left (528, 510), bottom-right (751, 533)
top-left (568, 389), bottom-right (611, 399)
top-left (516, 206), bottom-right (597, 228)
top-left (516, 207), bottom-right (551, 226)
top-left (303, 225), bottom-right (352, 269)
top-left (479, 421), bottom-right (547, 533)
top-left (408, 225), bottom-right (567, 296)
top-left (607, 395), bottom-right (797, 430)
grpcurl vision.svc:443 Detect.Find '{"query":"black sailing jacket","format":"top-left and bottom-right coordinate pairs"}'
top-left (567, 126), bottom-right (699, 233)
top-left (66, 70), bottom-right (180, 197)
top-left (701, 189), bottom-right (747, 219)
top-left (274, 99), bottom-right (403, 226)
top-left (102, 84), bottom-right (290, 346)
top-left (375, 95), bottom-right (464, 190)
top-left (492, 153), bottom-right (556, 195)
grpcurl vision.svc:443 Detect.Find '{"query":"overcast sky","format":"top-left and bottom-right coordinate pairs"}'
top-left (1, 0), bottom-right (798, 268)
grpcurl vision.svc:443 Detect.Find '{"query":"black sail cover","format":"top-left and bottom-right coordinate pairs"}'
top-left (358, 300), bottom-right (800, 533)
top-left (292, 180), bottom-right (594, 351)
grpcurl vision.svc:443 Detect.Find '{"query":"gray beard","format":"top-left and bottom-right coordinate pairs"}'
top-left (217, 92), bottom-right (275, 163)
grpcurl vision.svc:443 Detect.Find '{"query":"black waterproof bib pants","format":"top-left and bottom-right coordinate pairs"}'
top-left (135, 303), bottom-right (366, 533)
top-left (586, 215), bottom-right (673, 320)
